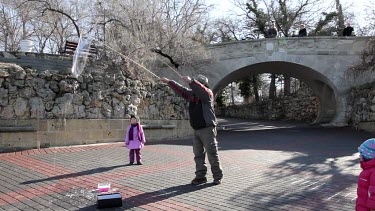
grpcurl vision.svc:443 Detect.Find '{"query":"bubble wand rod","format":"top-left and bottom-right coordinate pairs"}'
top-left (102, 43), bottom-right (160, 80)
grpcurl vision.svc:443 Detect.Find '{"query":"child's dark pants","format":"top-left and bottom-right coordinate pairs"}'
top-left (129, 149), bottom-right (141, 163)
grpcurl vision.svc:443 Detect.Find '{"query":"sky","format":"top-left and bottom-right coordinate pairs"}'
top-left (206, 0), bottom-right (372, 30)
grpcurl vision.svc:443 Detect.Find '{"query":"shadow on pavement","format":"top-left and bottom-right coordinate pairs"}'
top-left (21, 164), bottom-right (129, 185)
top-left (79, 183), bottom-right (214, 210)
top-left (218, 121), bottom-right (372, 210)
top-left (226, 152), bottom-right (359, 210)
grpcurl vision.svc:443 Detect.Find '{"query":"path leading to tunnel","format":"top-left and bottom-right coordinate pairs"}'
top-left (0, 118), bottom-right (373, 210)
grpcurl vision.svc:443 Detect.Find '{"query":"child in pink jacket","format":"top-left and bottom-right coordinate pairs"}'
top-left (356, 138), bottom-right (375, 211)
top-left (125, 115), bottom-right (146, 165)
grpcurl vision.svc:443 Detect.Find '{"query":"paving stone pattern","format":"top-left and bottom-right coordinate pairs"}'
top-left (0, 120), bottom-right (374, 210)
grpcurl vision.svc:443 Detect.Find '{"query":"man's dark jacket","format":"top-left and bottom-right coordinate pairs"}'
top-left (167, 79), bottom-right (217, 130)
top-left (343, 27), bottom-right (354, 36)
top-left (298, 28), bottom-right (307, 37)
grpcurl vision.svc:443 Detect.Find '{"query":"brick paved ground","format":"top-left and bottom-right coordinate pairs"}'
top-left (0, 118), bottom-right (374, 210)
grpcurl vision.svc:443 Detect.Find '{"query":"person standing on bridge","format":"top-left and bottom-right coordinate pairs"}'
top-left (356, 138), bottom-right (375, 210)
top-left (266, 22), bottom-right (277, 38)
top-left (160, 75), bottom-right (223, 185)
top-left (343, 23), bottom-right (354, 36)
top-left (298, 24), bottom-right (307, 37)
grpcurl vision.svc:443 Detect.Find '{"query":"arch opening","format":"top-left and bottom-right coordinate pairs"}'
top-left (213, 61), bottom-right (338, 124)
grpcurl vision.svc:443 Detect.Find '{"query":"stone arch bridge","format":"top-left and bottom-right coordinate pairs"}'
top-left (157, 37), bottom-right (374, 125)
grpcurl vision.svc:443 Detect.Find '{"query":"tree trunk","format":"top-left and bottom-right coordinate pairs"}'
top-left (244, 96), bottom-right (251, 104)
top-left (4, 32), bottom-right (8, 51)
top-left (269, 74), bottom-right (276, 99)
top-left (230, 82), bottom-right (235, 105)
top-left (253, 75), bottom-right (259, 102)
top-left (284, 75), bottom-right (291, 95)
top-left (335, 0), bottom-right (345, 35)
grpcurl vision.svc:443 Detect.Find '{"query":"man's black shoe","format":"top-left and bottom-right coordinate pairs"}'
top-left (213, 179), bottom-right (221, 185)
top-left (191, 177), bottom-right (207, 185)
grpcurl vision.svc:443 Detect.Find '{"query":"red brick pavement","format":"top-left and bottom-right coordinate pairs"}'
top-left (0, 124), bottom-right (371, 210)
top-left (0, 143), bottom-right (205, 210)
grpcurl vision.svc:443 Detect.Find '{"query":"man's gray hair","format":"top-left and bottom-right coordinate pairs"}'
top-left (196, 74), bottom-right (208, 86)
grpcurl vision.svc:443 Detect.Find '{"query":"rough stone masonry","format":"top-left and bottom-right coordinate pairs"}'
top-left (0, 62), bottom-right (191, 151)
top-left (0, 62), bottom-right (188, 121)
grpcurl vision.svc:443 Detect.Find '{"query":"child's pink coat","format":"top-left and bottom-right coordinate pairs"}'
top-left (124, 125), bottom-right (145, 149)
top-left (356, 158), bottom-right (375, 210)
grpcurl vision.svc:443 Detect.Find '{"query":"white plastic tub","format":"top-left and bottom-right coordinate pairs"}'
top-left (19, 40), bottom-right (34, 52)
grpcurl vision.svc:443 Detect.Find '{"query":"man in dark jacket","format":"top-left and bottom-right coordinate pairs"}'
top-left (160, 75), bottom-right (223, 185)
top-left (298, 24), bottom-right (307, 37)
top-left (343, 23), bottom-right (354, 36)
top-left (266, 22), bottom-right (277, 38)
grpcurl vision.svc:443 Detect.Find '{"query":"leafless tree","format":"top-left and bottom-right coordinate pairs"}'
top-left (334, 0), bottom-right (345, 34)
top-left (0, 0), bottom-right (34, 51)
top-left (97, 0), bottom-right (211, 68)
top-left (22, 0), bottom-right (82, 38)
top-left (234, 0), bottom-right (324, 37)
top-left (357, 0), bottom-right (375, 36)
top-left (264, 0), bottom-right (323, 37)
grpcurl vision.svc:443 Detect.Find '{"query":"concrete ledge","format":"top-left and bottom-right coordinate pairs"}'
top-left (0, 119), bottom-right (193, 152)
top-left (0, 126), bottom-right (37, 132)
top-left (358, 122), bottom-right (375, 133)
top-left (142, 125), bottom-right (176, 129)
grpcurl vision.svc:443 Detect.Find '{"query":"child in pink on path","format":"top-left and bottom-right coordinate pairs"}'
top-left (125, 115), bottom-right (146, 165)
top-left (356, 138), bottom-right (375, 211)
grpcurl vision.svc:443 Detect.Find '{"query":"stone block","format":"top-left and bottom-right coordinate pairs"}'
top-left (38, 120), bottom-right (48, 131)
top-left (87, 119), bottom-right (110, 130)
top-left (88, 130), bottom-right (103, 141)
top-left (14, 119), bottom-right (34, 126)
top-left (65, 131), bottom-right (90, 145)
top-left (110, 120), bottom-right (123, 130)
top-left (84, 120), bottom-right (98, 130)
top-left (37, 131), bottom-right (57, 147)
top-left (65, 119), bottom-right (84, 131)
top-left (47, 119), bottom-right (66, 131)
top-left (53, 132), bottom-right (67, 146)
top-left (102, 129), bottom-right (118, 140)
top-left (0, 120), bottom-right (16, 127)
top-left (352, 40), bottom-right (368, 52)
top-left (21, 132), bottom-right (38, 148)
top-left (2, 132), bottom-right (23, 142)
top-left (358, 122), bottom-right (375, 133)
top-left (0, 70), bottom-right (10, 78)
top-left (83, 139), bottom-right (97, 145)
top-left (316, 51), bottom-right (330, 55)
top-left (117, 130), bottom-right (126, 140)
top-left (2, 132), bottom-right (37, 149)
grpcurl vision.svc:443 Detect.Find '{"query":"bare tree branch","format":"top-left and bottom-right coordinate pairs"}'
top-left (24, 0), bottom-right (80, 37)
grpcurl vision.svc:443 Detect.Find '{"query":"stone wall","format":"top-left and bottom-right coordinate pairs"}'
top-left (0, 62), bottom-right (191, 151)
top-left (347, 81), bottom-right (375, 132)
top-left (345, 39), bottom-right (375, 132)
top-left (218, 87), bottom-right (318, 123)
top-left (0, 62), bottom-right (188, 120)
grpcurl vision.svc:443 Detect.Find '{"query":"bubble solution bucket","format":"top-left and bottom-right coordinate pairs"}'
top-left (19, 40), bottom-right (34, 52)
top-left (98, 182), bottom-right (111, 192)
